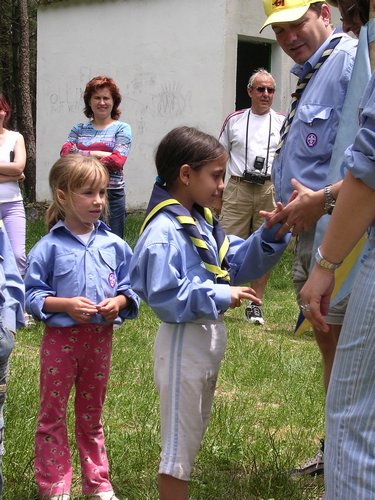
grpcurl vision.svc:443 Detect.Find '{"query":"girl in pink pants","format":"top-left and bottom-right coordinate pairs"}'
top-left (25, 156), bottom-right (139, 500)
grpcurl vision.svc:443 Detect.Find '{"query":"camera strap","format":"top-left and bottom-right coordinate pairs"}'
top-left (264, 113), bottom-right (272, 175)
top-left (244, 110), bottom-right (272, 175)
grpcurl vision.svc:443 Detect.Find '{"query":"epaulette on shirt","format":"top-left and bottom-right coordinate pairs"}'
top-left (219, 108), bottom-right (248, 138)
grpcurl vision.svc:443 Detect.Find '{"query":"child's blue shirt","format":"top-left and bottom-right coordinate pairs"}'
top-left (0, 222), bottom-right (25, 332)
top-left (130, 208), bottom-right (290, 323)
top-left (25, 220), bottom-right (140, 326)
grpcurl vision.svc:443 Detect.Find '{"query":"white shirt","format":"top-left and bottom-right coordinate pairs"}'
top-left (219, 108), bottom-right (284, 178)
top-left (0, 130), bottom-right (22, 203)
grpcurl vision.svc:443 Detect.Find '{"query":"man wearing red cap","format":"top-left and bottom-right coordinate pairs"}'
top-left (260, 0), bottom-right (357, 476)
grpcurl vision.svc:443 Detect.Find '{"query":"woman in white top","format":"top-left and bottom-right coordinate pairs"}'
top-left (0, 94), bottom-right (26, 275)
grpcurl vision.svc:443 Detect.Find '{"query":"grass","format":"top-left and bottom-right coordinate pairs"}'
top-left (4, 215), bottom-right (325, 499)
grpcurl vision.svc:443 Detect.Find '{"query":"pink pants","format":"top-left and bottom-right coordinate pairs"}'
top-left (35, 324), bottom-right (113, 497)
top-left (0, 200), bottom-right (26, 276)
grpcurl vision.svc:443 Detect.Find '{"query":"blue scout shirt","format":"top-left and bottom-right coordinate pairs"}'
top-left (273, 32), bottom-right (357, 204)
top-left (0, 221), bottom-right (24, 332)
top-left (129, 209), bottom-right (290, 323)
top-left (346, 72), bottom-right (375, 195)
top-left (25, 220), bottom-right (140, 327)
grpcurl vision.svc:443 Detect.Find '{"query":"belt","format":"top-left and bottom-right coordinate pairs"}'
top-left (231, 175), bottom-right (271, 182)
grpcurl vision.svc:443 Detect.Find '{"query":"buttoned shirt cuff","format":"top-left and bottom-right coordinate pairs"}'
top-left (118, 290), bottom-right (140, 320)
top-left (213, 284), bottom-right (232, 313)
top-left (27, 293), bottom-right (55, 322)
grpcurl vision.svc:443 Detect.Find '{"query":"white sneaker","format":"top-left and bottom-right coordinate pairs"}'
top-left (89, 492), bottom-right (119, 500)
top-left (24, 312), bottom-right (36, 327)
top-left (244, 301), bottom-right (265, 325)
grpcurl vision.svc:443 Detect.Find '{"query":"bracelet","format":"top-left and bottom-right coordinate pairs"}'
top-left (315, 247), bottom-right (342, 271)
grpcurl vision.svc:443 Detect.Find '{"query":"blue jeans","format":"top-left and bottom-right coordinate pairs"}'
top-left (0, 326), bottom-right (15, 497)
top-left (107, 188), bottom-right (126, 239)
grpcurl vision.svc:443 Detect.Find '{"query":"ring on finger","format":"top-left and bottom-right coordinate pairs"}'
top-left (300, 303), bottom-right (311, 312)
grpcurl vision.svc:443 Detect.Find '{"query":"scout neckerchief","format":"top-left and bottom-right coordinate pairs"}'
top-left (141, 183), bottom-right (230, 284)
top-left (275, 36), bottom-right (342, 157)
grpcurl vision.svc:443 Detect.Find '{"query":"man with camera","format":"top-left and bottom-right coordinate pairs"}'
top-left (219, 68), bottom-right (284, 325)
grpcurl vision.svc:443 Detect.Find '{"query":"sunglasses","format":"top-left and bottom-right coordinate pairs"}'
top-left (254, 86), bottom-right (275, 94)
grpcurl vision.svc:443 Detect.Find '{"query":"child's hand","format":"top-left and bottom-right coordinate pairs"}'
top-left (229, 287), bottom-right (260, 309)
top-left (66, 297), bottom-right (98, 323)
top-left (260, 200), bottom-right (286, 227)
top-left (97, 295), bottom-right (127, 322)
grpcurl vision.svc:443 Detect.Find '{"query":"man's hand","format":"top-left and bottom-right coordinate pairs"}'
top-left (260, 178), bottom-right (325, 239)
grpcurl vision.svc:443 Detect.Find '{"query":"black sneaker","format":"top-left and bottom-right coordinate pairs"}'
top-left (244, 301), bottom-right (264, 325)
top-left (291, 439), bottom-right (324, 476)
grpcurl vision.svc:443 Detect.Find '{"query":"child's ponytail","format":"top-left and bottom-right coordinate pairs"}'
top-left (45, 202), bottom-right (65, 231)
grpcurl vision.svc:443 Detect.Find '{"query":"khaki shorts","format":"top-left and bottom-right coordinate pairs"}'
top-left (219, 177), bottom-right (276, 239)
top-left (294, 228), bottom-right (348, 325)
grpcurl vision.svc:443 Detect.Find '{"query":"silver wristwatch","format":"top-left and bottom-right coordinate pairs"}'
top-left (315, 247), bottom-right (342, 271)
top-left (324, 184), bottom-right (336, 215)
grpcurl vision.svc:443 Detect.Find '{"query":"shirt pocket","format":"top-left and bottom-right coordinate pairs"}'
top-left (298, 104), bottom-right (335, 159)
top-left (98, 249), bottom-right (117, 296)
top-left (53, 253), bottom-right (79, 297)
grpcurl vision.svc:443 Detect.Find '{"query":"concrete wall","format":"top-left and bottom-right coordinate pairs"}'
top-left (36, 0), bottom-right (340, 209)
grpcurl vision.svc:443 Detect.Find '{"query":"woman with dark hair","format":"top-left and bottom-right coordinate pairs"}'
top-left (0, 94), bottom-right (27, 275)
top-left (61, 76), bottom-right (131, 238)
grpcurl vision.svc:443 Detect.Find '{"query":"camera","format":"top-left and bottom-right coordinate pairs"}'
top-left (242, 156), bottom-right (268, 185)
top-left (254, 156), bottom-right (265, 171)
top-left (243, 170), bottom-right (267, 185)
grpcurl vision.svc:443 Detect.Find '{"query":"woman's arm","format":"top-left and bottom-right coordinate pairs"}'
top-left (60, 122), bottom-right (131, 174)
top-left (300, 171), bottom-right (375, 331)
top-left (319, 172), bottom-right (375, 263)
top-left (0, 173), bottom-right (24, 183)
top-left (100, 122), bottom-right (131, 173)
top-left (60, 124), bottom-right (81, 157)
top-left (0, 133), bottom-right (26, 176)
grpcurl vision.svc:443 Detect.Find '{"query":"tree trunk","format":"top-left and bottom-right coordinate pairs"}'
top-left (0, 0), bottom-right (13, 108)
top-left (18, 0), bottom-right (36, 201)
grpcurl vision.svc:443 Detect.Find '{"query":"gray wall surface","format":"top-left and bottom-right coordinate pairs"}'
top-left (36, 0), bottom-right (340, 209)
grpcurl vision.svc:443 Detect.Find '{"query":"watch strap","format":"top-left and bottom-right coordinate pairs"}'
top-left (324, 184), bottom-right (336, 215)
